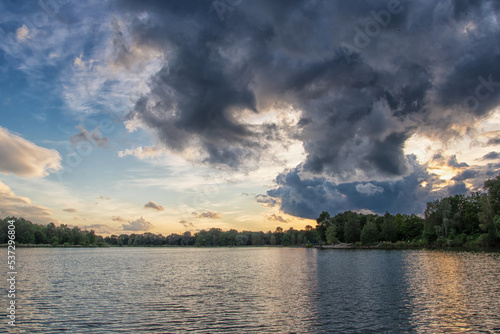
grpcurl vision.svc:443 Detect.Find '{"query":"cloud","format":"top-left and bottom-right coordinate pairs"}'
top-left (118, 146), bottom-right (163, 159)
top-left (452, 169), bottom-right (478, 182)
top-left (62, 208), bottom-right (77, 213)
top-left (122, 217), bottom-right (154, 231)
top-left (197, 211), bottom-right (222, 219)
top-left (0, 126), bottom-right (62, 178)
top-left (112, 216), bottom-right (127, 222)
top-left (355, 183), bottom-right (384, 196)
top-left (9, 0), bottom-right (493, 220)
top-left (0, 180), bottom-right (58, 225)
top-left (114, 0), bottom-right (500, 187)
top-left (255, 194), bottom-right (277, 207)
top-left (144, 201), bottom-right (165, 211)
top-left (487, 137), bottom-right (500, 146)
top-left (82, 224), bottom-right (117, 234)
top-left (16, 25), bottom-right (29, 41)
top-left (266, 214), bottom-right (288, 223)
top-left (267, 156), bottom-right (470, 218)
top-left (179, 220), bottom-right (195, 229)
top-left (483, 152), bottom-right (500, 160)
top-left (447, 155), bottom-right (469, 168)
top-left (70, 126), bottom-right (109, 149)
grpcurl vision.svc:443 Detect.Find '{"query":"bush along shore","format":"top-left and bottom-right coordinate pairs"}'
top-left (1, 174), bottom-right (500, 249)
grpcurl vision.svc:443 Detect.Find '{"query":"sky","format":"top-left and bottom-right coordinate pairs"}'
top-left (1, 0), bottom-right (500, 236)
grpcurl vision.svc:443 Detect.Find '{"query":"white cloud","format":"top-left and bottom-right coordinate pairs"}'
top-left (118, 146), bottom-right (163, 159)
top-left (122, 217), bottom-right (154, 231)
top-left (0, 126), bottom-right (62, 178)
top-left (16, 25), bottom-right (29, 41)
top-left (81, 224), bottom-right (118, 234)
top-left (61, 17), bottom-right (166, 117)
top-left (0, 180), bottom-right (58, 225)
top-left (355, 183), bottom-right (384, 196)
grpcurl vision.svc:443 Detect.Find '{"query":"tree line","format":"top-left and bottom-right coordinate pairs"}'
top-left (0, 219), bottom-right (103, 246)
top-left (1, 174), bottom-right (500, 248)
top-left (0, 218), bottom-right (316, 247)
top-left (102, 226), bottom-right (317, 247)
top-left (315, 174), bottom-right (500, 247)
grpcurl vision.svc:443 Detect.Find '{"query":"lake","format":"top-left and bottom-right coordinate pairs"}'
top-left (8, 247), bottom-right (500, 333)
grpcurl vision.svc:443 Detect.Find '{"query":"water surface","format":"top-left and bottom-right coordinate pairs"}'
top-left (7, 247), bottom-right (500, 333)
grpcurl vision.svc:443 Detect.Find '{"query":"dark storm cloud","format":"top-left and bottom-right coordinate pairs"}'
top-left (458, 163), bottom-right (500, 190)
top-left (447, 155), bottom-right (469, 168)
top-left (487, 137), bottom-right (500, 146)
top-left (451, 0), bottom-right (500, 20)
top-left (268, 156), bottom-right (469, 218)
top-left (431, 154), bottom-right (469, 170)
top-left (116, 0), bottom-right (500, 214)
top-left (452, 169), bottom-right (478, 181)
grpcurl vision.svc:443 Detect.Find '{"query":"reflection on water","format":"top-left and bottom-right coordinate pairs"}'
top-left (403, 251), bottom-right (500, 332)
top-left (315, 250), bottom-right (414, 333)
top-left (10, 248), bottom-right (500, 333)
top-left (14, 247), bottom-right (319, 333)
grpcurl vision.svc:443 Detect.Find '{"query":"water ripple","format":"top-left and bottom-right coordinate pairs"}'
top-left (11, 248), bottom-right (500, 333)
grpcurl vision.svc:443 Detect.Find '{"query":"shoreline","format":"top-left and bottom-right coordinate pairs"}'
top-left (3, 243), bottom-right (499, 252)
top-left (315, 243), bottom-right (500, 252)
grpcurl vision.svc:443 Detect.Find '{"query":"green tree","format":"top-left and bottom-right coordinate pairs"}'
top-left (484, 174), bottom-right (500, 214)
top-left (325, 225), bottom-right (338, 244)
top-left (251, 232), bottom-right (263, 245)
top-left (181, 231), bottom-right (193, 245)
top-left (86, 230), bottom-right (97, 245)
top-left (34, 230), bottom-right (46, 244)
top-left (494, 215), bottom-right (500, 239)
top-left (424, 200), bottom-right (441, 242)
top-left (478, 194), bottom-right (497, 246)
top-left (22, 230), bottom-right (35, 244)
top-left (401, 214), bottom-right (424, 241)
top-left (381, 212), bottom-right (397, 242)
top-left (315, 211), bottom-right (331, 243)
top-left (71, 226), bottom-right (83, 245)
top-left (235, 234), bottom-right (249, 246)
top-left (441, 198), bottom-right (460, 238)
top-left (459, 193), bottom-right (481, 235)
top-left (344, 211), bottom-right (360, 243)
top-left (360, 220), bottom-right (379, 245)
top-left (50, 236), bottom-right (59, 247)
top-left (304, 225), bottom-right (316, 244)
